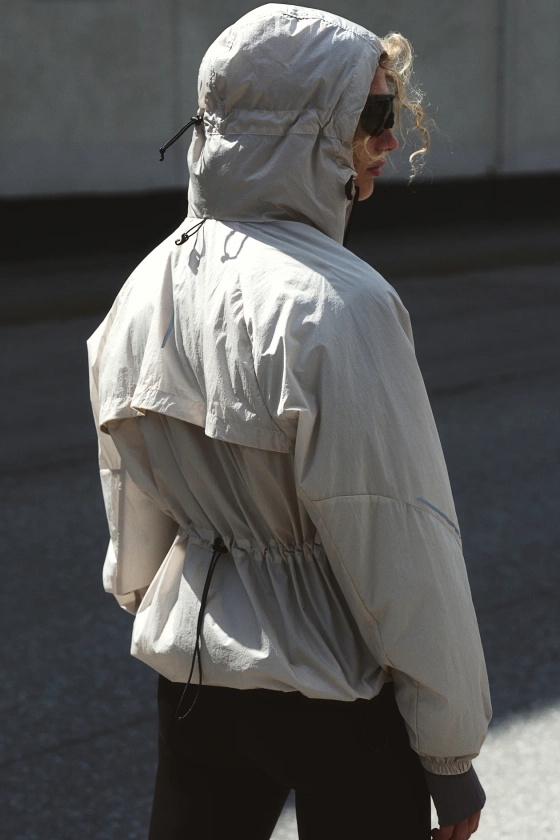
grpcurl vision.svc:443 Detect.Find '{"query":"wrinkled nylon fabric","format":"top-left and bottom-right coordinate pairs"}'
top-left (87, 4), bottom-right (491, 777)
top-left (187, 4), bottom-right (381, 242)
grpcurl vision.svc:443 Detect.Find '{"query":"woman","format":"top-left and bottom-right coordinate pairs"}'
top-left (88, 5), bottom-right (491, 839)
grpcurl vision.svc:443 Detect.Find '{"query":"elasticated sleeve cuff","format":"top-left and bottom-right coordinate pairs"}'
top-left (424, 765), bottom-right (486, 828)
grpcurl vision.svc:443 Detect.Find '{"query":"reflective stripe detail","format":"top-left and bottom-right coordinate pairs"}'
top-left (161, 313), bottom-right (175, 349)
top-left (416, 497), bottom-right (460, 537)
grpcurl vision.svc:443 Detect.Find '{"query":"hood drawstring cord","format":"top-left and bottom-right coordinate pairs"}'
top-left (175, 536), bottom-right (229, 721)
top-left (175, 218), bottom-right (206, 246)
top-left (159, 114), bottom-right (203, 161)
top-left (343, 177), bottom-right (360, 248)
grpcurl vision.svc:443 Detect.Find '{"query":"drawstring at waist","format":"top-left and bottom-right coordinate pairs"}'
top-left (175, 536), bottom-right (229, 721)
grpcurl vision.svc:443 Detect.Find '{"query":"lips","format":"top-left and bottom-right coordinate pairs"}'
top-left (367, 161), bottom-right (385, 175)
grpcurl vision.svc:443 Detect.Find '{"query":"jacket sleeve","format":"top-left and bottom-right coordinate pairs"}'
top-left (88, 318), bottom-right (178, 615)
top-left (282, 279), bottom-right (491, 775)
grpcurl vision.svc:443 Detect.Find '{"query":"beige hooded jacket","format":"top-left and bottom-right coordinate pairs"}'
top-left (88, 3), bottom-right (491, 779)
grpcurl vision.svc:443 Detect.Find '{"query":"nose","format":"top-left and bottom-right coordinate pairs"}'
top-left (383, 128), bottom-right (399, 152)
top-left (368, 128), bottom-right (399, 155)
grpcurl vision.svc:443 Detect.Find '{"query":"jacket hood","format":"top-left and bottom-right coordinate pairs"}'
top-left (187, 4), bottom-right (383, 243)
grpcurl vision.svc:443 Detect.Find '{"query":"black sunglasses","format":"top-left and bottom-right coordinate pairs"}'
top-left (359, 94), bottom-right (395, 138)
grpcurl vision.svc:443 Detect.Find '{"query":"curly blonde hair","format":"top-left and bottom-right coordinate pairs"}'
top-left (353, 32), bottom-right (430, 181)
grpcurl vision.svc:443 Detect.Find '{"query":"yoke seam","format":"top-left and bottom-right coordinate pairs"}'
top-left (212, 418), bottom-right (291, 439)
top-left (129, 391), bottom-right (288, 441)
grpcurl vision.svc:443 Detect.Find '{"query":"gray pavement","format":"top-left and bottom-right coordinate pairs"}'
top-left (1, 246), bottom-right (559, 839)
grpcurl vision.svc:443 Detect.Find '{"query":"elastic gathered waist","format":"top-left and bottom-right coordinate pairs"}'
top-left (178, 523), bottom-right (324, 564)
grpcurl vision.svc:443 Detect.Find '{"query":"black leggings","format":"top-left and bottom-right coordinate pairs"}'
top-left (149, 676), bottom-right (431, 840)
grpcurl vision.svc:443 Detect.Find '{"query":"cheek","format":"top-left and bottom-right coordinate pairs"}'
top-left (366, 136), bottom-right (380, 156)
top-left (353, 155), bottom-right (365, 177)
top-left (353, 142), bottom-right (369, 173)
top-left (353, 137), bottom-right (379, 173)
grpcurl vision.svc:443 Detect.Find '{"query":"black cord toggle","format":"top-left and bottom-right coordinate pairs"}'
top-left (159, 115), bottom-right (203, 161)
top-left (175, 218), bottom-right (206, 246)
top-left (343, 183), bottom-right (360, 248)
top-left (175, 536), bottom-right (229, 721)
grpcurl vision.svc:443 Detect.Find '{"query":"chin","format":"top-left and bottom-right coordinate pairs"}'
top-left (357, 182), bottom-right (375, 201)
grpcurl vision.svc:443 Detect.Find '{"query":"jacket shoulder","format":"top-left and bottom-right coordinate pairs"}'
top-left (240, 224), bottom-right (415, 425)
top-left (241, 223), bottom-right (413, 356)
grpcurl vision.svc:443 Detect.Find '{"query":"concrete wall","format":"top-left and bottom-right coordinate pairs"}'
top-left (2, 0), bottom-right (559, 197)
